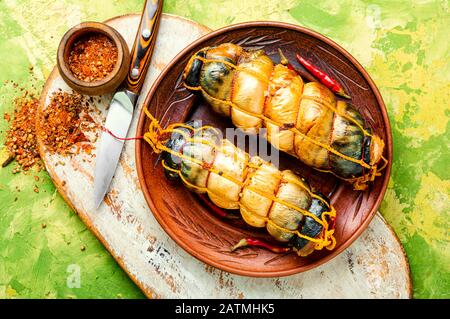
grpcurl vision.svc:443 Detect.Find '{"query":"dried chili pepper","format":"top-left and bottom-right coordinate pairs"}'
top-left (296, 53), bottom-right (351, 99)
top-left (231, 238), bottom-right (291, 254)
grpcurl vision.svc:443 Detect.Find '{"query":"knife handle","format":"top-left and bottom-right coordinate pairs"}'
top-left (124, 0), bottom-right (163, 94)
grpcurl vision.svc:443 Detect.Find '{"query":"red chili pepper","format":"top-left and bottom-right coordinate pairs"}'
top-left (296, 53), bottom-right (351, 99)
top-left (277, 48), bottom-right (318, 84)
top-left (231, 238), bottom-right (291, 254)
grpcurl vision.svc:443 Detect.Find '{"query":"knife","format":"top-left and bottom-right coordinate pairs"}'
top-left (94, 0), bottom-right (163, 208)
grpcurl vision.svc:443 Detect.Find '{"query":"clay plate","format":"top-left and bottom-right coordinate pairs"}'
top-left (135, 21), bottom-right (393, 277)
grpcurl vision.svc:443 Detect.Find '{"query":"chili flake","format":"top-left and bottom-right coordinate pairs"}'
top-left (4, 95), bottom-right (42, 171)
top-left (68, 34), bottom-right (118, 82)
top-left (40, 91), bottom-right (98, 155)
top-left (3, 112), bottom-right (11, 122)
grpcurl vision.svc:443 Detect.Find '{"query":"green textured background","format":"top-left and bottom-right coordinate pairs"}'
top-left (0, 0), bottom-right (448, 299)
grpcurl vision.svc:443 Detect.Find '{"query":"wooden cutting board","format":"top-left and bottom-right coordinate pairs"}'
top-left (37, 13), bottom-right (412, 298)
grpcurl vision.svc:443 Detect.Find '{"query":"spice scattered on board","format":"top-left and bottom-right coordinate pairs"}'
top-left (39, 91), bottom-right (99, 155)
top-left (3, 95), bottom-right (42, 171)
top-left (68, 34), bottom-right (118, 82)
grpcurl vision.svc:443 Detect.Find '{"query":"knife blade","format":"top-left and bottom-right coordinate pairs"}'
top-left (94, 0), bottom-right (163, 208)
top-left (94, 92), bottom-right (134, 207)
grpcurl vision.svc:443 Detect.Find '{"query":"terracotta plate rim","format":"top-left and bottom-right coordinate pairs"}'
top-left (135, 21), bottom-right (393, 277)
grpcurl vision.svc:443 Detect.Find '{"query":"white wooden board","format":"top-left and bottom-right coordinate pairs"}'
top-left (37, 13), bottom-right (411, 299)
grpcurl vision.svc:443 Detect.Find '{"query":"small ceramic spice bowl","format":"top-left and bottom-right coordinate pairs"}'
top-left (57, 22), bottom-right (130, 95)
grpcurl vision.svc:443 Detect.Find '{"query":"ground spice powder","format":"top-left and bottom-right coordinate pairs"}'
top-left (68, 34), bottom-right (118, 82)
